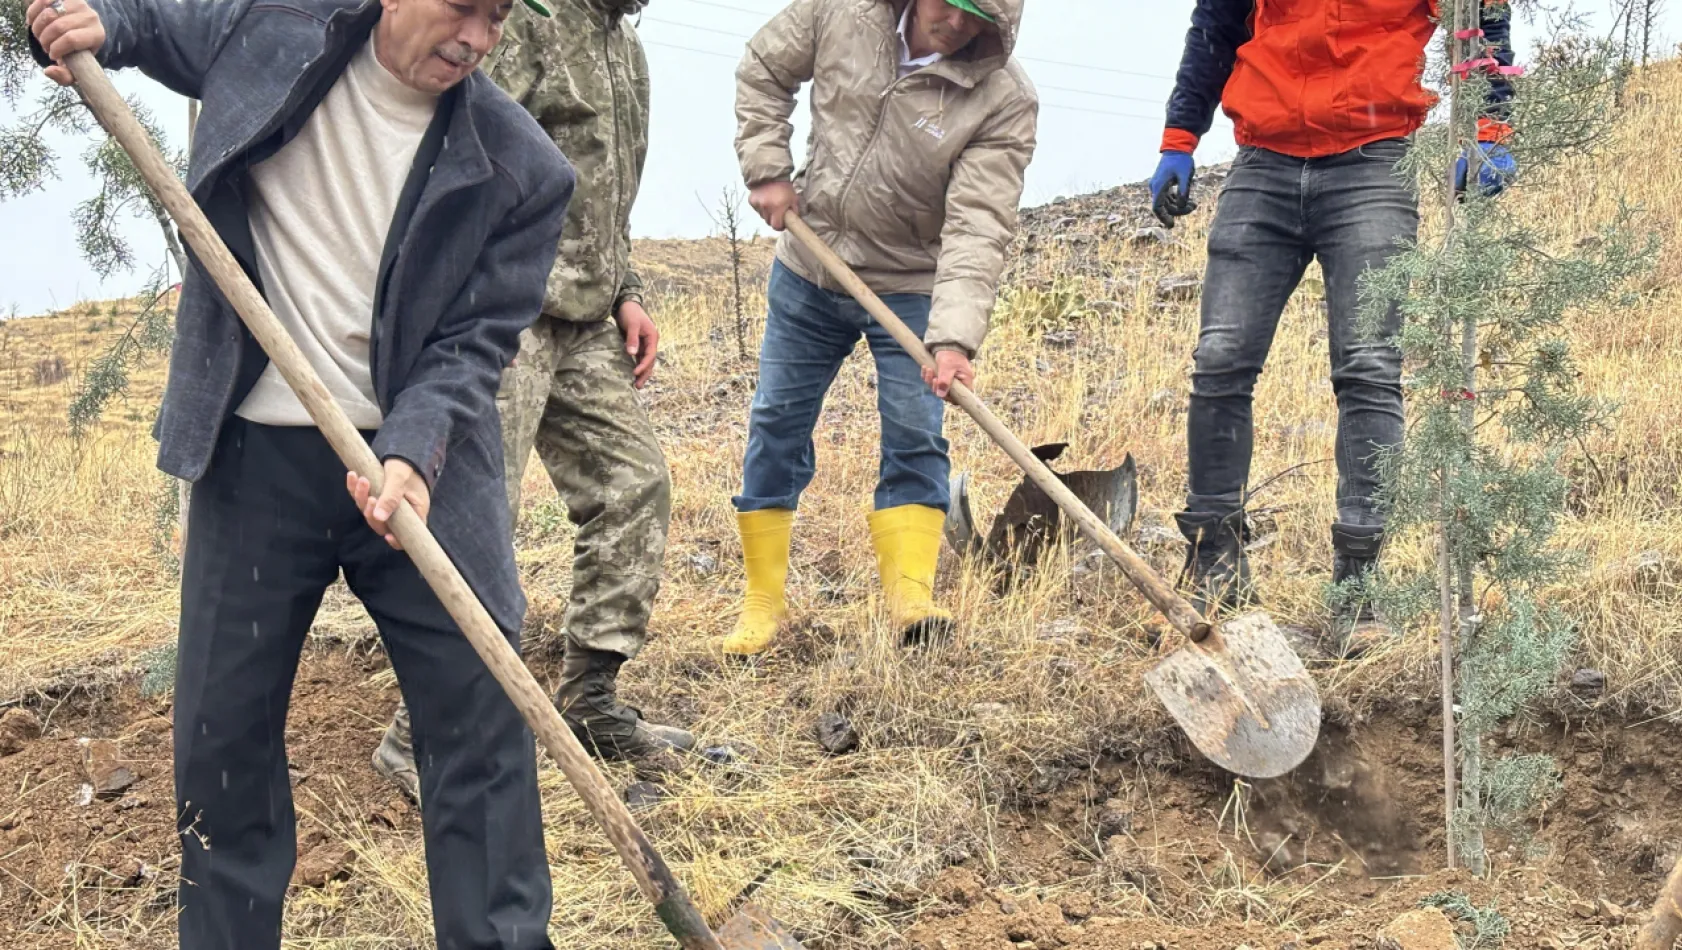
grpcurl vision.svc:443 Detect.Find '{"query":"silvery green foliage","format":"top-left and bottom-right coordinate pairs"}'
top-left (138, 644), bottom-right (176, 699)
top-left (68, 265), bottom-right (177, 435)
top-left (2, 22), bottom-right (186, 432)
top-left (1359, 33), bottom-right (1657, 871)
top-left (1423, 891), bottom-right (1512, 950)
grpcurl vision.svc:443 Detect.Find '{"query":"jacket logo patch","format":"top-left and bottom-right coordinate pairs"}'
top-left (912, 116), bottom-right (946, 141)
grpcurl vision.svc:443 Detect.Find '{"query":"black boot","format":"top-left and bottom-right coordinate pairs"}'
top-left (1175, 510), bottom-right (1255, 618)
top-left (554, 644), bottom-right (696, 762)
top-left (1329, 523), bottom-right (1390, 657)
top-left (372, 700), bottom-right (420, 805)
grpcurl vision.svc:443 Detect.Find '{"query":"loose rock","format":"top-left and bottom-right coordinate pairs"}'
top-left (80, 738), bottom-right (137, 799)
top-left (1047, 657), bottom-right (1081, 680)
top-left (1036, 617), bottom-right (1085, 641)
top-left (1156, 274), bottom-right (1203, 302)
top-left (623, 782), bottom-right (666, 812)
top-left (1145, 388), bottom-right (1183, 416)
top-left (1129, 226), bottom-right (1171, 247)
top-left (1378, 908), bottom-right (1457, 950)
top-left (700, 745), bottom-right (740, 766)
top-left (814, 712), bottom-right (859, 755)
top-left (1570, 668), bottom-right (1606, 699)
top-left (292, 842), bottom-right (353, 888)
top-left (0, 708), bottom-right (43, 756)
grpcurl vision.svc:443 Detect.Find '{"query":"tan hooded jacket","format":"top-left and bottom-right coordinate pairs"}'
top-left (735, 0), bottom-right (1036, 357)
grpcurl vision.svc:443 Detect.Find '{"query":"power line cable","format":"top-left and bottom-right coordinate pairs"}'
top-left (642, 39), bottom-right (1159, 119)
top-left (644, 39), bottom-right (740, 60)
top-left (1020, 55), bottom-right (1174, 83)
top-left (672, 0), bottom-right (774, 16)
top-left (648, 16), bottom-right (1166, 104)
top-left (644, 16), bottom-right (750, 42)
top-left (1035, 82), bottom-right (1163, 105)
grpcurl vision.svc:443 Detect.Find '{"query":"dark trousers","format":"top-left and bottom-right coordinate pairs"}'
top-left (1188, 138), bottom-right (1416, 529)
top-left (735, 261), bottom-right (950, 513)
top-left (174, 419), bottom-right (552, 950)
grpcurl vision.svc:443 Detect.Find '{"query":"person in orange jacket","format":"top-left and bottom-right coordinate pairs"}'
top-left (1150, 0), bottom-right (1518, 655)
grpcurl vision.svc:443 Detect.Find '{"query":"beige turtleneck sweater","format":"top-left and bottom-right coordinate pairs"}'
top-left (237, 36), bottom-right (439, 429)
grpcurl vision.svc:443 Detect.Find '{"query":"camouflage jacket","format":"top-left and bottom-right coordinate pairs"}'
top-left (487, 0), bottom-right (649, 323)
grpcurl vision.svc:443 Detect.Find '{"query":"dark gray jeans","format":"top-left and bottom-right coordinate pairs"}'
top-left (1187, 138), bottom-right (1416, 529)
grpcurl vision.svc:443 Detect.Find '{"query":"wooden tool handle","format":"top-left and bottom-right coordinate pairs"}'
top-left (62, 50), bottom-right (726, 950)
top-left (784, 212), bottom-right (1211, 643)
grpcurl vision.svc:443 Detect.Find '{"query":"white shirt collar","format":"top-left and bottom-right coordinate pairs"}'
top-left (897, 2), bottom-right (943, 78)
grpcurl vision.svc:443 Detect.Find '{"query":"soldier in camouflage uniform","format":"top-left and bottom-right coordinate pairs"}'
top-left (373, 0), bottom-right (693, 802)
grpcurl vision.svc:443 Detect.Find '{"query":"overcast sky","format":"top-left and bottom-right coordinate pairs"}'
top-left (0, 0), bottom-right (1668, 314)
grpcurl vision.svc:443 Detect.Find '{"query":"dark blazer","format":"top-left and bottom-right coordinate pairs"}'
top-left (33, 0), bottom-right (574, 632)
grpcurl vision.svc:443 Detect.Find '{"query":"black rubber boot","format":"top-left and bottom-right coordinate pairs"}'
top-left (1329, 523), bottom-right (1391, 657)
top-left (554, 644), bottom-right (696, 763)
top-left (1175, 510), bottom-right (1255, 618)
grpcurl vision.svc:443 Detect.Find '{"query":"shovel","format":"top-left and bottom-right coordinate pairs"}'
top-left (784, 212), bottom-right (1320, 779)
top-left (56, 45), bottom-right (804, 950)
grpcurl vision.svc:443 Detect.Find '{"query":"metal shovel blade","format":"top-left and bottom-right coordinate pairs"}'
top-left (1143, 611), bottom-right (1321, 779)
top-left (716, 903), bottom-right (808, 950)
top-left (943, 471), bottom-right (984, 556)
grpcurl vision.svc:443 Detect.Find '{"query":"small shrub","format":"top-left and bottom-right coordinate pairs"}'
top-left (31, 356), bottom-right (67, 386)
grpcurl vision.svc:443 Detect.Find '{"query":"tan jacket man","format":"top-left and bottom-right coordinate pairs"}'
top-left (724, 0), bottom-right (1036, 658)
top-left (737, 0), bottom-right (1035, 359)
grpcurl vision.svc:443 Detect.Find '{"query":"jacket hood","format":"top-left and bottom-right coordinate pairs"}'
top-left (972, 0), bottom-right (1020, 62)
top-left (885, 0), bottom-right (1021, 68)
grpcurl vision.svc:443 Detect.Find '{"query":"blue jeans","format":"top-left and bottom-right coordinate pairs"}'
top-left (1188, 139), bottom-right (1416, 529)
top-left (735, 261), bottom-right (950, 513)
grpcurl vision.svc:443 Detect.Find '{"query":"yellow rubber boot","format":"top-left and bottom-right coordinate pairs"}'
top-left (868, 504), bottom-right (954, 645)
top-left (721, 509), bottom-right (794, 657)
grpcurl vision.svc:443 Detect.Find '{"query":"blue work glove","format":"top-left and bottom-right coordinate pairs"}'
top-left (1454, 142), bottom-right (1517, 198)
top-left (1150, 150), bottom-right (1198, 228)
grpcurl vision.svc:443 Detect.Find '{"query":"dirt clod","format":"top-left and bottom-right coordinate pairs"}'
top-left (80, 738), bottom-right (137, 799)
top-left (930, 867), bottom-right (985, 907)
top-left (1095, 799), bottom-right (1132, 839)
top-left (0, 708), bottom-right (43, 756)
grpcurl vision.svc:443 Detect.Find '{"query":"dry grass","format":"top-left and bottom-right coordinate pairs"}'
top-left (6, 60), bottom-right (1682, 950)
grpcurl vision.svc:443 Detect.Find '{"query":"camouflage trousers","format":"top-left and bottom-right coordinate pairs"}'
top-left (499, 315), bottom-right (671, 658)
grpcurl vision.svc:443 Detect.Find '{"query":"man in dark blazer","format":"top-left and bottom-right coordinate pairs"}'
top-left (28, 0), bottom-right (572, 945)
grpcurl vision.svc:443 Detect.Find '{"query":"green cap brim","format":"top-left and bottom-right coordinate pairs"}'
top-left (945, 0), bottom-right (995, 22)
top-left (521, 0), bottom-right (551, 15)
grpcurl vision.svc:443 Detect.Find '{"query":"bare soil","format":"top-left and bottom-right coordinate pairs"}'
top-left (0, 644), bottom-right (1673, 948)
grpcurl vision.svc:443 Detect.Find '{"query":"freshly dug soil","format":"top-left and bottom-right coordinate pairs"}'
top-left (0, 647), bottom-right (1672, 949)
